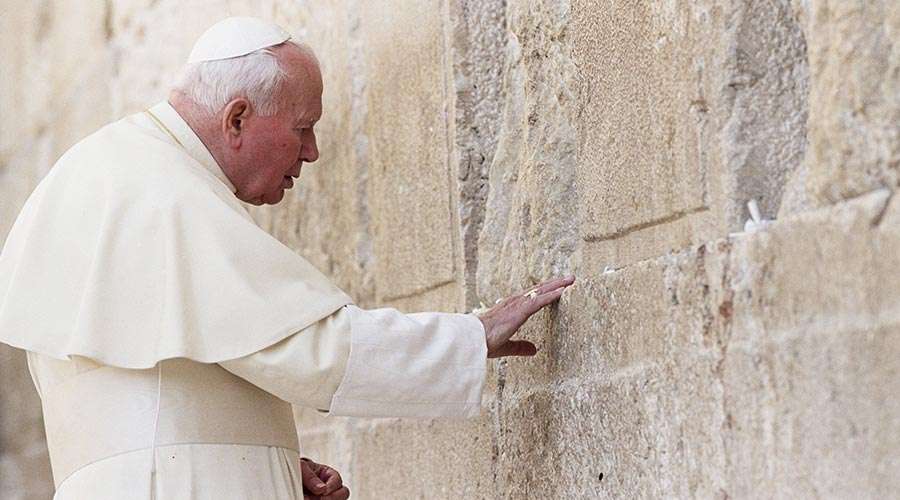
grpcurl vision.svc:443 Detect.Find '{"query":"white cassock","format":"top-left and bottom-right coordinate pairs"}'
top-left (0, 101), bottom-right (487, 499)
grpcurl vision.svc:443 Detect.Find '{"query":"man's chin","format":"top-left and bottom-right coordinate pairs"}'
top-left (260, 189), bottom-right (287, 205)
top-left (238, 187), bottom-right (288, 206)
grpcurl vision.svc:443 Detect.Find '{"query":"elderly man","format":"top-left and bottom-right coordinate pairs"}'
top-left (0, 17), bottom-right (574, 499)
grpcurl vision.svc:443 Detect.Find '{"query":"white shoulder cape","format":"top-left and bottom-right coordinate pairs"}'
top-left (0, 103), bottom-right (352, 368)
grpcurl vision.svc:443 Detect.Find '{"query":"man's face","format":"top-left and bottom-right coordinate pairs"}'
top-left (227, 46), bottom-right (323, 205)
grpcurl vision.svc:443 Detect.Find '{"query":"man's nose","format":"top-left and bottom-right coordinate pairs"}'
top-left (300, 133), bottom-right (319, 163)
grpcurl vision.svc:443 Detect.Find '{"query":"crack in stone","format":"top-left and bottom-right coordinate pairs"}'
top-left (583, 206), bottom-right (709, 243)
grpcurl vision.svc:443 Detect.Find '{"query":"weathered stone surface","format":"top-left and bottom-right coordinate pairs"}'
top-left (494, 191), bottom-right (900, 498)
top-left (574, 0), bottom-right (808, 266)
top-left (448, 0), bottom-right (507, 309)
top-left (349, 416), bottom-right (495, 498)
top-left (476, 0), bottom-right (580, 300)
top-left (802, 0), bottom-right (900, 205)
top-left (2, 0), bottom-right (899, 498)
top-left (356, 0), bottom-right (463, 306)
top-left (574, 0), bottom-right (713, 241)
top-left (725, 0), bottom-right (810, 220)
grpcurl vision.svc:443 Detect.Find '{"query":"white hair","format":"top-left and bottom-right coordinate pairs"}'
top-left (172, 41), bottom-right (305, 116)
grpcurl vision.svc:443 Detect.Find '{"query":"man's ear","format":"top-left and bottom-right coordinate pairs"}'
top-left (221, 98), bottom-right (250, 148)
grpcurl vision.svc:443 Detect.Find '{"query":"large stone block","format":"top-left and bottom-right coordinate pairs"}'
top-left (716, 190), bottom-right (900, 496)
top-left (496, 352), bottom-right (727, 498)
top-left (725, 0), bottom-right (810, 218)
top-left (574, 0), bottom-right (808, 267)
top-left (349, 415), bottom-right (494, 499)
top-left (475, 0), bottom-right (580, 300)
top-left (447, 0), bottom-right (507, 309)
top-left (495, 184), bottom-right (900, 498)
top-left (729, 189), bottom-right (898, 340)
top-left (803, 0), bottom-right (900, 205)
top-left (357, 0), bottom-right (463, 305)
top-left (505, 240), bottom-right (730, 394)
top-left (573, 0), bottom-right (711, 242)
top-left (720, 324), bottom-right (900, 497)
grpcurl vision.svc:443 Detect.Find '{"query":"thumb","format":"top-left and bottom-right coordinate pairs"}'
top-left (300, 459), bottom-right (327, 492)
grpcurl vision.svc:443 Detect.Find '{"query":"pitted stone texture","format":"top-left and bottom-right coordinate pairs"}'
top-left (495, 358), bottom-right (728, 499)
top-left (356, 0), bottom-right (463, 306)
top-left (719, 332), bottom-right (900, 499)
top-left (476, 0), bottom-right (579, 300)
top-left (448, 0), bottom-right (507, 309)
top-left (493, 192), bottom-right (900, 498)
top-left (724, 0), bottom-right (809, 220)
top-left (574, 0), bottom-right (713, 241)
top-left (803, 0), bottom-right (900, 205)
top-left (720, 191), bottom-right (900, 497)
top-left (349, 416), bottom-right (494, 499)
top-left (574, 0), bottom-right (808, 266)
top-left (5, 1), bottom-right (900, 499)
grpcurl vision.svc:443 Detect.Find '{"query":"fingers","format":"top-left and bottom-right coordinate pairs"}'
top-left (531, 275), bottom-right (576, 296)
top-left (483, 275), bottom-right (575, 355)
top-left (301, 459), bottom-right (347, 498)
top-left (488, 340), bottom-right (537, 358)
top-left (300, 459), bottom-right (327, 495)
top-left (529, 287), bottom-right (567, 312)
top-left (318, 465), bottom-right (343, 494)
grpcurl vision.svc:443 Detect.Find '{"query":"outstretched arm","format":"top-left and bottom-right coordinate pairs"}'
top-left (219, 275), bottom-right (576, 418)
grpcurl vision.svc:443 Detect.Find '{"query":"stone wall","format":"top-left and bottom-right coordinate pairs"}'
top-left (1, 0), bottom-right (897, 498)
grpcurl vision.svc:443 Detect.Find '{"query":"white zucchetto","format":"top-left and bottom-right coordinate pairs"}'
top-left (187, 16), bottom-right (292, 64)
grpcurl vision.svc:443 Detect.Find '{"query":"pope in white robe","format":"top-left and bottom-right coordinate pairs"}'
top-left (0, 17), bottom-right (574, 499)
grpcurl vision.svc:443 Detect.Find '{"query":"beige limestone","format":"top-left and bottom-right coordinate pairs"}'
top-left (574, 0), bottom-right (713, 241)
top-left (356, 0), bottom-right (463, 306)
top-left (802, 0), bottom-right (900, 205)
top-left (2, 0), bottom-right (898, 498)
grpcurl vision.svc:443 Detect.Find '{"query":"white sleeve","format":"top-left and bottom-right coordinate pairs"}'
top-left (328, 305), bottom-right (488, 419)
top-left (219, 307), bottom-right (352, 412)
top-left (219, 305), bottom-right (488, 419)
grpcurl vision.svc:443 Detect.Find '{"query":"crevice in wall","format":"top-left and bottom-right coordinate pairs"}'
top-left (448, 0), bottom-right (508, 310)
top-left (723, 0), bottom-right (810, 225)
top-left (584, 207), bottom-right (709, 243)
